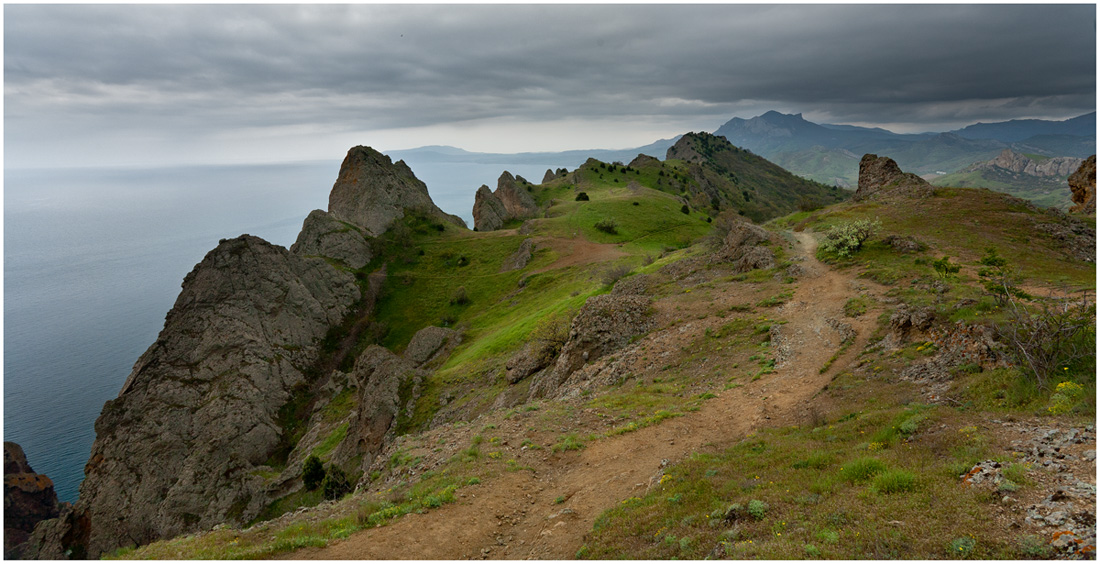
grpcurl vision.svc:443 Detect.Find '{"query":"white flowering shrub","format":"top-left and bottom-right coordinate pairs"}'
top-left (820, 219), bottom-right (881, 258)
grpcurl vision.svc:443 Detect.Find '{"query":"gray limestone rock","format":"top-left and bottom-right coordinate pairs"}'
top-left (328, 146), bottom-right (465, 236)
top-left (472, 185), bottom-right (507, 232)
top-left (500, 238), bottom-right (535, 272)
top-left (291, 209), bottom-right (373, 269)
top-left (854, 154), bottom-right (933, 201)
top-left (529, 294), bottom-right (654, 399)
top-left (404, 326), bottom-right (460, 367)
top-left (29, 235), bottom-right (360, 559)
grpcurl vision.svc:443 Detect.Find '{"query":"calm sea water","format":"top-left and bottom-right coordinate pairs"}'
top-left (3, 157), bottom-right (572, 503)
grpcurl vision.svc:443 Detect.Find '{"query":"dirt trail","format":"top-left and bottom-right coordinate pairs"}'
top-left (289, 231), bottom-right (884, 560)
top-left (529, 236), bottom-right (628, 274)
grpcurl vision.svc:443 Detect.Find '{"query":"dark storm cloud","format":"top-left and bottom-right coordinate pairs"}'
top-left (5, 4), bottom-right (1095, 164)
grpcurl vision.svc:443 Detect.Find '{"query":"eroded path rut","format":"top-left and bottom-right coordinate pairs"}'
top-left (289, 230), bottom-right (885, 560)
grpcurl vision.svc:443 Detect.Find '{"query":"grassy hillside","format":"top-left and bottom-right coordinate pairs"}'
top-left (110, 165), bottom-right (1095, 560)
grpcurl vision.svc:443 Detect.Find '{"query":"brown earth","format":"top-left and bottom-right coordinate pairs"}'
top-left (287, 230), bottom-right (887, 560)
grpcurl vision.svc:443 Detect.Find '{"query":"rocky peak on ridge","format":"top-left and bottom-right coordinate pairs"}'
top-left (472, 171), bottom-right (540, 231)
top-left (855, 154), bottom-right (933, 201)
top-left (327, 145), bottom-right (465, 237)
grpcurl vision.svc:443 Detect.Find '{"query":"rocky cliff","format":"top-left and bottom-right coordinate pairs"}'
top-left (26, 146), bottom-right (464, 559)
top-left (4, 442), bottom-right (60, 558)
top-left (855, 154), bottom-right (933, 201)
top-left (472, 171), bottom-right (540, 231)
top-left (1069, 155), bottom-right (1096, 214)
top-left (975, 149), bottom-right (1084, 178)
top-left (326, 145), bottom-right (465, 236)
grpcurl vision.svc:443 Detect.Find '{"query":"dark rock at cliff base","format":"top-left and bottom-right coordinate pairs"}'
top-left (1069, 155), bottom-right (1096, 214)
top-left (27, 235), bottom-right (360, 559)
top-left (291, 209), bottom-right (373, 269)
top-left (855, 154), bottom-right (933, 201)
top-left (328, 145), bottom-right (465, 237)
top-left (4, 442), bottom-right (60, 558)
top-left (529, 294), bottom-right (654, 399)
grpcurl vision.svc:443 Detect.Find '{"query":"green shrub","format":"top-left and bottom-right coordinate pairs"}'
top-left (594, 218), bottom-right (618, 234)
top-left (947, 536), bottom-right (975, 557)
top-left (449, 286), bottom-right (470, 306)
top-left (931, 256), bottom-right (961, 280)
top-left (820, 219), bottom-right (881, 258)
top-left (746, 499), bottom-right (767, 520)
top-left (302, 455), bottom-right (325, 490)
top-left (575, 192), bottom-right (590, 201)
top-left (977, 248), bottom-right (1029, 305)
top-left (321, 465), bottom-right (353, 500)
top-left (680, 204), bottom-right (691, 215)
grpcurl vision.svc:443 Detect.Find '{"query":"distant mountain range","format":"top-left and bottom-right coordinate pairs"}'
top-left (388, 111), bottom-right (1094, 210)
top-left (713, 111), bottom-right (1095, 188)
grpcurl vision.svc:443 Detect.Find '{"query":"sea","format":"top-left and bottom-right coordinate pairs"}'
top-left (3, 156), bottom-right (577, 503)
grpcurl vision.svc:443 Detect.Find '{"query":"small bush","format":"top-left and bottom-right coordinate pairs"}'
top-left (997, 295), bottom-right (1094, 390)
top-left (594, 218), bottom-right (618, 234)
top-left (575, 192), bottom-right (590, 201)
top-left (746, 499), bottom-right (767, 520)
top-left (302, 455), bottom-right (325, 490)
top-left (321, 465), bottom-right (353, 500)
top-left (553, 434), bottom-right (584, 452)
top-left (680, 204), bottom-right (691, 215)
top-left (947, 536), bottom-right (976, 557)
top-left (602, 264), bottom-right (632, 286)
top-left (449, 286), bottom-right (470, 306)
top-left (931, 256), bottom-right (961, 280)
top-left (820, 218), bottom-right (881, 258)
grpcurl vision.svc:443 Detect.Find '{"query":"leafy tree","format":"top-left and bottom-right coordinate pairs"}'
top-left (321, 464), bottom-right (353, 500)
top-left (931, 256), bottom-right (961, 280)
top-left (302, 455), bottom-right (325, 490)
top-left (977, 248), bottom-right (1029, 305)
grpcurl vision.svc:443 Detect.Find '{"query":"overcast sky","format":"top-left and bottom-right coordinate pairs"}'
top-left (5, 4), bottom-right (1096, 168)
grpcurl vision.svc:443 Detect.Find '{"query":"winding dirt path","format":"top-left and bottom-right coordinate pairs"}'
top-left (288, 231), bottom-right (885, 560)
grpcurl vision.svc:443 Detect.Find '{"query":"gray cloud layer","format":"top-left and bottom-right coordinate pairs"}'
top-left (5, 4), bottom-right (1095, 166)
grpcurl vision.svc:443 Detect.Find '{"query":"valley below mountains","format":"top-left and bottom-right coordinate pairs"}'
top-left (9, 130), bottom-right (1097, 560)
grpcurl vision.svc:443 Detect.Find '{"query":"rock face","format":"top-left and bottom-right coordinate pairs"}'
top-left (28, 236), bottom-right (361, 559)
top-left (528, 294), bottom-right (654, 399)
top-left (628, 154), bottom-right (660, 168)
top-left (855, 154), bottom-right (934, 201)
top-left (4, 442), bottom-right (60, 558)
top-left (338, 346), bottom-right (424, 485)
top-left (500, 238), bottom-right (535, 272)
top-left (472, 172), bottom-right (540, 231)
top-left (327, 146), bottom-right (465, 237)
top-left (716, 218), bottom-right (777, 272)
top-left (1069, 155), bottom-right (1096, 214)
top-left (403, 326), bottom-right (461, 367)
top-left (291, 209), bottom-right (373, 269)
top-left (542, 168), bottom-right (568, 184)
top-left (472, 185), bottom-right (508, 232)
top-left (980, 149), bottom-right (1084, 178)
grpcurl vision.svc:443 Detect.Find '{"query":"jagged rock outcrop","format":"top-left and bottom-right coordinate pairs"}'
top-left (291, 209), bottom-right (373, 269)
top-left (472, 185), bottom-right (508, 232)
top-left (528, 294), bottom-right (654, 399)
top-left (883, 303), bottom-right (937, 349)
top-left (975, 149), bottom-right (1084, 178)
top-left (472, 172), bottom-right (540, 231)
top-left (542, 168), bottom-right (568, 184)
top-left (665, 135), bottom-right (707, 164)
top-left (716, 218), bottom-right (777, 272)
top-left (327, 146), bottom-right (465, 237)
top-left (5, 442), bottom-right (60, 558)
top-left (403, 326), bottom-right (461, 367)
top-left (1069, 155), bottom-right (1096, 214)
top-left (500, 238), bottom-right (534, 272)
top-left (337, 346), bottom-right (424, 487)
top-left (854, 154), bottom-right (933, 201)
top-left (28, 235), bottom-right (361, 559)
top-left (629, 154), bottom-right (660, 168)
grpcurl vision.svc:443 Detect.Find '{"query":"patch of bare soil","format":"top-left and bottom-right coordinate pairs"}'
top-left (529, 236), bottom-right (629, 274)
top-left (287, 231), bottom-right (888, 560)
